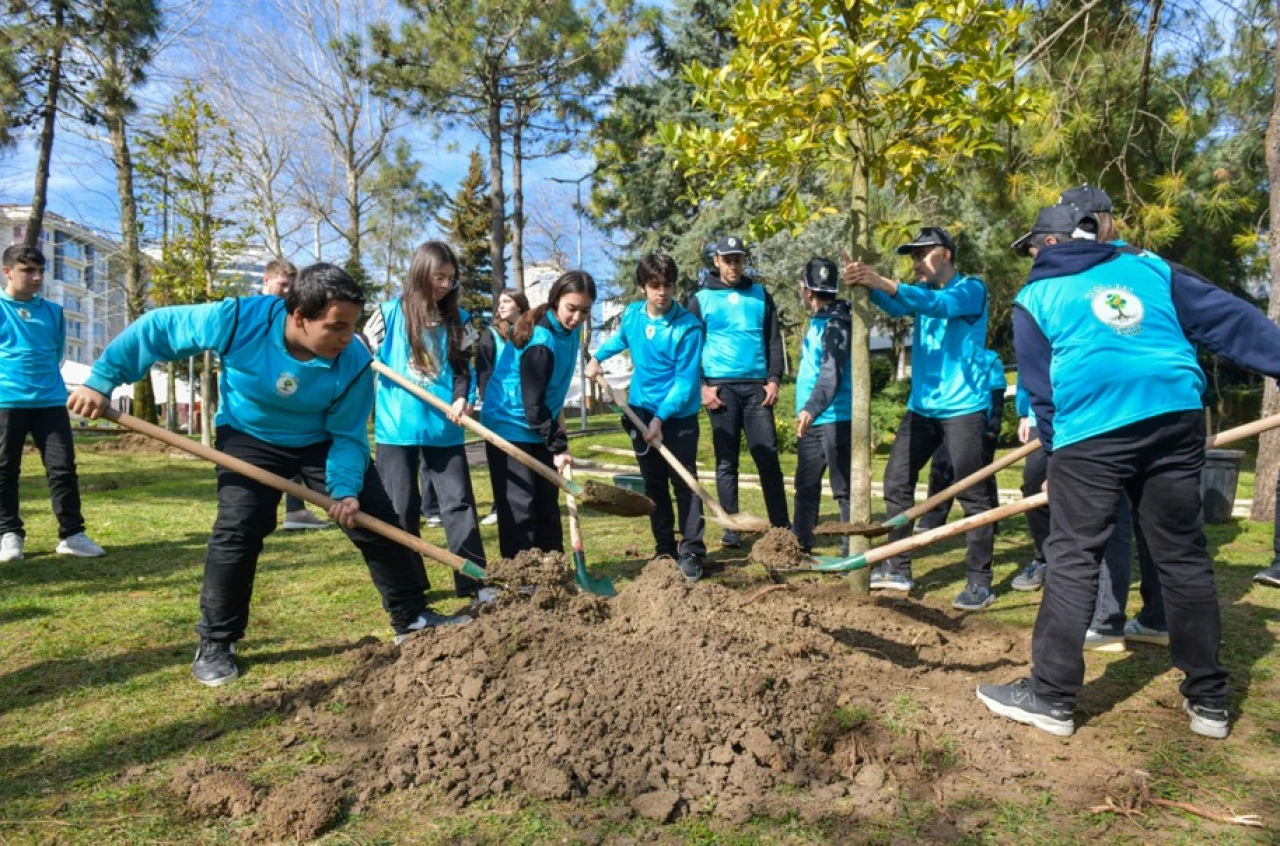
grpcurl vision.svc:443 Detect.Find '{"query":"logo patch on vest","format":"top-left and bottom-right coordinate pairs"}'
top-left (1089, 286), bottom-right (1144, 336)
top-left (645, 324), bottom-right (656, 340)
top-left (728, 292), bottom-right (740, 305)
top-left (16, 307), bottom-right (31, 321)
top-left (275, 372), bottom-right (300, 397)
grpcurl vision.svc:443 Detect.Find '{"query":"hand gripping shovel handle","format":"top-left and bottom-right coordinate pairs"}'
top-left (816, 408), bottom-right (1280, 573)
top-left (880, 438), bottom-right (1042, 530)
top-left (370, 360), bottom-right (587, 499)
top-left (103, 408), bottom-right (486, 580)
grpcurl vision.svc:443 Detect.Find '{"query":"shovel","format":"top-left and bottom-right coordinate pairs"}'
top-left (810, 410), bottom-right (1280, 572)
top-left (371, 360), bottom-right (653, 518)
top-left (103, 408), bottom-right (488, 581)
top-left (814, 439), bottom-right (1043, 538)
top-left (562, 465), bottom-right (617, 597)
top-left (590, 372), bottom-right (771, 534)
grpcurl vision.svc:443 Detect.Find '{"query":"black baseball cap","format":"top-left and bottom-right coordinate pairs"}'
top-left (802, 257), bottom-right (839, 294)
top-left (1059, 184), bottom-right (1113, 214)
top-left (1011, 203), bottom-right (1096, 256)
top-left (714, 235), bottom-right (747, 256)
top-left (895, 226), bottom-right (956, 258)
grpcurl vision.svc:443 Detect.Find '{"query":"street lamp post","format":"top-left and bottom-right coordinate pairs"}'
top-left (548, 171), bottom-right (595, 431)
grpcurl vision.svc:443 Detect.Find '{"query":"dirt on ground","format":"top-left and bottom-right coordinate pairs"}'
top-left (580, 479), bottom-right (654, 517)
top-left (177, 553), bottom-right (1132, 840)
top-left (749, 527), bottom-right (810, 568)
top-left (90, 432), bottom-right (177, 454)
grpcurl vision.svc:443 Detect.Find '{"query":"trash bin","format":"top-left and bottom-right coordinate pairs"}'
top-left (612, 474), bottom-right (646, 494)
top-left (1201, 449), bottom-right (1245, 523)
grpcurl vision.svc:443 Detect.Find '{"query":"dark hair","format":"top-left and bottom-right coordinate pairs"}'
top-left (511, 270), bottom-right (597, 349)
top-left (286, 263), bottom-right (365, 319)
top-left (1029, 232), bottom-right (1072, 253)
top-left (402, 241), bottom-right (464, 375)
top-left (808, 288), bottom-right (837, 303)
top-left (264, 258), bottom-right (297, 280)
top-left (3, 245), bottom-right (46, 268)
top-left (636, 253), bottom-right (677, 287)
top-left (492, 286), bottom-right (530, 339)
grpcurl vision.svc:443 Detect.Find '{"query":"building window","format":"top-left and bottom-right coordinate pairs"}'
top-left (64, 294), bottom-right (82, 313)
top-left (84, 244), bottom-right (95, 288)
top-left (68, 320), bottom-right (83, 340)
top-left (54, 230), bottom-right (66, 280)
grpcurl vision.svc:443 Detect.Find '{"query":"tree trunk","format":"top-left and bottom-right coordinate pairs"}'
top-left (487, 85), bottom-right (507, 296)
top-left (201, 350), bottom-right (214, 447)
top-left (166, 361), bottom-right (178, 431)
top-left (846, 157), bottom-right (875, 567)
top-left (346, 167), bottom-right (362, 286)
top-left (24, 1), bottom-right (65, 247)
top-left (511, 103), bottom-right (526, 291)
top-left (1251, 1), bottom-right (1280, 522)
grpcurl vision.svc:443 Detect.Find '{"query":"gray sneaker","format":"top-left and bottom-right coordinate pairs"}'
top-left (952, 583), bottom-right (996, 611)
top-left (1011, 560), bottom-right (1046, 591)
top-left (0, 532), bottom-right (23, 562)
top-left (677, 554), bottom-right (704, 583)
top-left (1253, 563), bottom-right (1280, 588)
top-left (56, 532), bottom-right (105, 558)
top-left (1083, 629), bottom-right (1125, 652)
top-left (192, 639), bottom-right (238, 687)
top-left (976, 678), bottom-right (1075, 737)
top-left (282, 510), bottom-right (329, 530)
top-left (869, 565), bottom-right (914, 592)
top-left (1184, 700), bottom-right (1229, 739)
top-left (1123, 618), bottom-right (1169, 646)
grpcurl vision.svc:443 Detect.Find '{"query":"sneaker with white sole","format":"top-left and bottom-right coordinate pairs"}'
top-left (952, 583), bottom-right (996, 611)
top-left (869, 565), bottom-right (914, 592)
top-left (1253, 563), bottom-right (1280, 588)
top-left (1011, 559), bottom-right (1046, 591)
top-left (1123, 618), bottom-right (1169, 646)
top-left (56, 532), bottom-right (105, 557)
top-left (481, 511), bottom-right (499, 526)
top-left (1083, 629), bottom-right (1126, 652)
top-left (976, 678), bottom-right (1075, 737)
top-left (1184, 699), bottom-right (1229, 739)
top-left (192, 639), bottom-right (238, 687)
top-left (0, 532), bottom-right (23, 562)
top-left (426, 515), bottom-right (443, 528)
top-left (394, 609), bottom-right (474, 645)
top-left (282, 510), bottom-right (330, 530)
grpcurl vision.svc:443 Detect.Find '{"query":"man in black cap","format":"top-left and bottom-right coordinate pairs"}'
top-left (686, 235), bottom-right (789, 546)
top-left (844, 227), bottom-right (999, 610)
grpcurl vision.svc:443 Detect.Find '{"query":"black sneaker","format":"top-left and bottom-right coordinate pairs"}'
top-left (192, 639), bottom-right (238, 687)
top-left (976, 678), bottom-right (1075, 737)
top-left (1184, 700), bottom-right (1229, 739)
top-left (721, 531), bottom-right (741, 550)
top-left (395, 609), bottom-right (473, 645)
top-left (1253, 563), bottom-right (1280, 588)
top-left (677, 554), bottom-right (703, 583)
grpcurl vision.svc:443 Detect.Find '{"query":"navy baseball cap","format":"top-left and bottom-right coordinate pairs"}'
top-left (896, 226), bottom-right (956, 258)
top-left (1059, 184), bottom-right (1113, 214)
top-left (1011, 203), bottom-right (1097, 256)
top-left (802, 257), bottom-right (839, 293)
top-left (714, 235), bottom-right (747, 256)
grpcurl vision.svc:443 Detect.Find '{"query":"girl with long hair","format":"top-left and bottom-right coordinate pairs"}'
top-left (364, 241), bottom-right (486, 600)
top-left (480, 271), bottom-right (596, 557)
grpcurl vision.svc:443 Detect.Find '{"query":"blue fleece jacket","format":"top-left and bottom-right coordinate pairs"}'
top-left (594, 301), bottom-right (704, 421)
top-left (0, 290), bottom-right (66, 408)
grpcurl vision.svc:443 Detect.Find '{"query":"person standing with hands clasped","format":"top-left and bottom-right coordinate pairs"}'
top-left (686, 236), bottom-right (789, 548)
top-left (791, 257), bottom-right (853, 557)
top-left (586, 254), bottom-right (706, 580)
top-left (844, 228), bottom-right (998, 610)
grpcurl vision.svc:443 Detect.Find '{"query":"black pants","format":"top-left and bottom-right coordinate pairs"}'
top-left (1021, 429), bottom-right (1051, 560)
top-left (793, 422), bottom-right (851, 554)
top-left (284, 480), bottom-right (305, 513)
top-left (707, 382), bottom-right (789, 529)
top-left (1032, 411), bottom-right (1226, 707)
top-left (486, 441), bottom-right (563, 559)
top-left (418, 473), bottom-right (440, 520)
top-left (881, 411), bottom-right (996, 584)
top-left (199, 426), bottom-right (428, 643)
top-left (0, 406), bottom-right (85, 540)
top-left (626, 409), bottom-right (705, 559)
top-left (919, 436), bottom-right (998, 531)
top-left (377, 443), bottom-right (485, 596)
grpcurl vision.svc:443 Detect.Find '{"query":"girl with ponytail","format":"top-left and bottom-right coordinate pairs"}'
top-left (480, 271), bottom-right (597, 557)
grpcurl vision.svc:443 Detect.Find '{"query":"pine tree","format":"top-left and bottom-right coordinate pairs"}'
top-left (437, 149), bottom-right (497, 318)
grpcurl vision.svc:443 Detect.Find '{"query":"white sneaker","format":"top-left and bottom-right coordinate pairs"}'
top-left (426, 515), bottom-right (443, 528)
top-left (480, 511), bottom-right (498, 526)
top-left (0, 532), bottom-right (23, 562)
top-left (56, 532), bottom-right (105, 558)
top-left (282, 510), bottom-right (330, 530)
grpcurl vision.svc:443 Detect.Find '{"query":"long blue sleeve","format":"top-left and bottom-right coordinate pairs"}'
top-left (655, 327), bottom-right (703, 422)
top-left (1012, 304), bottom-right (1057, 452)
top-left (85, 300), bottom-right (238, 395)
top-left (1170, 263), bottom-right (1280, 380)
top-left (594, 319), bottom-right (628, 363)
top-left (324, 366), bottom-right (373, 500)
top-left (887, 276), bottom-right (987, 320)
top-left (869, 288), bottom-right (912, 318)
top-left (1015, 385), bottom-right (1031, 417)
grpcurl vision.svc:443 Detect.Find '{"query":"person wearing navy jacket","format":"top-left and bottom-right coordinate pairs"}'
top-left (587, 253), bottom-right (706, 580)
top-left (844, 227), bottom-right (999, 611)
top-left (791, 257), bottom-right (853, 557)
top-left (977, 203), bottom-right (1280, 740)
top-left (0, 244), bottom-right (105, 564)
top-left (364, 241), bottom-right (486, 600)
top-left (67, 264), bottom-right (468, 688)
top-left (686, 235), bottom-right (789, 547)
top-left (480, 271), bottom-right (596, 559)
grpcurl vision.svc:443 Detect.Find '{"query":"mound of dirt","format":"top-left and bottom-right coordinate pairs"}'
top-left (749, 527), bottom-right (809, 568)
top-left (177, 554), bottom-right (1123, 837)
top-left (90, 432), bottom-right (175, 454)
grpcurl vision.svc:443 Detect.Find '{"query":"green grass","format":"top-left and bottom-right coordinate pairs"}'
top-left (0, 425), bottom-right (1277, 843)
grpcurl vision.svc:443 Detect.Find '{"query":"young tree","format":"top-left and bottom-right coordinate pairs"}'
top-left (664, 0), bottom-right (1030, 549)
top-left (437, 149), bottom-right (499, 317)
top-left (366, 139), bottom-right (445, 297)
top-left (1253, 0), bottom-right (1280, 522)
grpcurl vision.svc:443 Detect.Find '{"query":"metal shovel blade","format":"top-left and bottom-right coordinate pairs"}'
top-left (813, 521), bottom-right (892, 538)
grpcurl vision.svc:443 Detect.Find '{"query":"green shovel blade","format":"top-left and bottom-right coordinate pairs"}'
top-left (810, 553), bottom-right (869, 573)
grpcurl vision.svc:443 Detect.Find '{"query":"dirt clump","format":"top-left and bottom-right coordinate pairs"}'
top-left (749, 527), bottom-right (809, 568)
top-left (170, 760), bottom-right (260, 819)
top-left (256, 775), bottom-right (345, 842)
top-left (580, 478), bottom-right (654, 516)
top-left (90, 432), bottom-right (175, 454)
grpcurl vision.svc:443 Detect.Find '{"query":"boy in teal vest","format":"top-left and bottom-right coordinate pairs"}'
top-left (791, 258), bottom-right (852, 556)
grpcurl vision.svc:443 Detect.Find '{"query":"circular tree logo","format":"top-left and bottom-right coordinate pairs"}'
top-left (16, 307), bottom-right (31, 321)
top-left (645, 324), bottom-right (656, 340)
top-left (275, 372), bottom-right (300, 397)
top-left (1089, 286), bottom-right (1144, 335)
top-left (728, 292), bottom-right (740, 305)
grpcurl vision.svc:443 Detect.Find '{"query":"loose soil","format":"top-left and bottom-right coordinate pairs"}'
top-left (749, 527), bottom-right (810, 568)
top-left (579, 479), bottom-right (654, 517)
top-left (90, 432), bottom-right (179, 455)
top-left (179, 554), bottom-right (1146, 839)
top-left (814, 520), bottom-right (890, 538)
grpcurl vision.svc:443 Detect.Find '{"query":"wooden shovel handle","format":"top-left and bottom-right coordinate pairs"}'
top-left (370, 359), bottom-right (579, 498)
top-left (591, 373), bottom-right (727, 519)
top-left (103, 408), bottom-right (481, 578)
top-left (1207, 411), bottom-right (1280, 448)
top-left (899, 438), bottom-right (1041, 524)
top-left (564, 465), bottom-right (585, 555)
